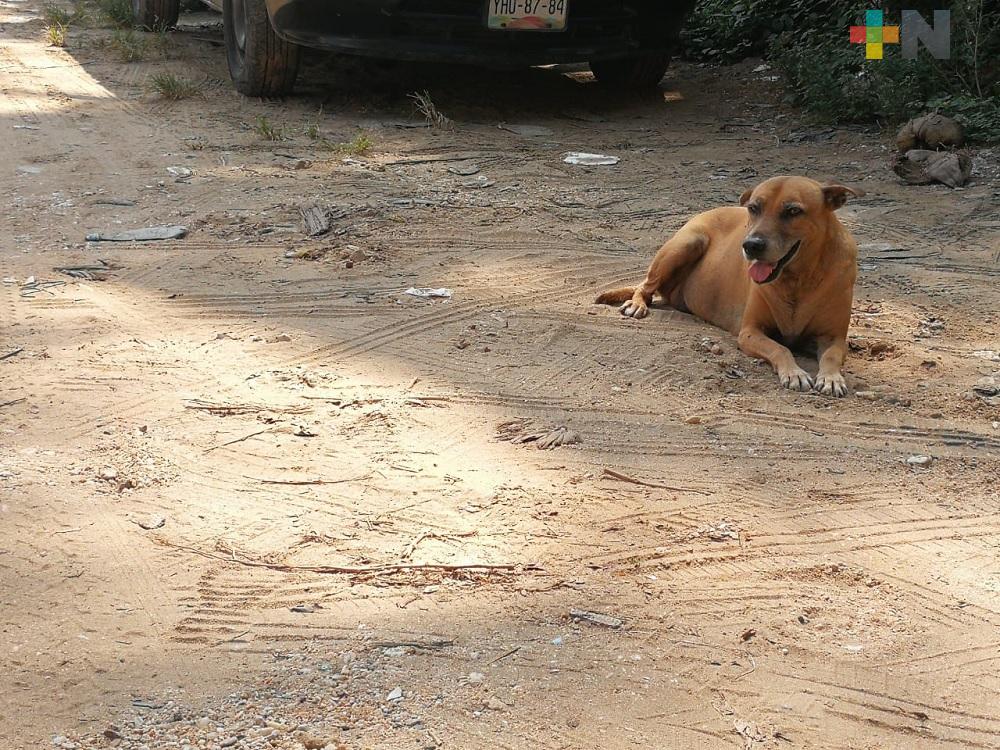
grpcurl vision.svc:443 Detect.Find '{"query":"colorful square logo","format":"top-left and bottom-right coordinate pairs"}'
top-left (851, 9), bottom-right (900, 59)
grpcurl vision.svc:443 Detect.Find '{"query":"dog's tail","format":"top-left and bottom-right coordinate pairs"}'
top-left (595, 287), bottom-right (635, 305)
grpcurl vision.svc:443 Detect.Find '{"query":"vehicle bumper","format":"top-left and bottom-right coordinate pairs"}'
top-left (264, 0), bottom-right (696, 65)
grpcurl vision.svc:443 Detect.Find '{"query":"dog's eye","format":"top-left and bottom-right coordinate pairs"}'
top-left (747, 204), bottom-right (760, 216)
top-left (783, 206), bottom-right (803, 218)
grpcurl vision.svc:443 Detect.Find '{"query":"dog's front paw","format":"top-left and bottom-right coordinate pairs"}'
top-left (779, 367), bottom-right (814, 392)
top-left (620, 299), bottom-right (648, 319)
top-left (814, 372), bottom-right (848, 397)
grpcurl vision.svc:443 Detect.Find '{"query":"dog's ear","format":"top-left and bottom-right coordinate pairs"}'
top-left (822, 184), bottom-right (864, 210)
top-left (739, 186), bottom-right (755, 206)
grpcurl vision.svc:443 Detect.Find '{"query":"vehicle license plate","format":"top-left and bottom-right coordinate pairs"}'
top-left (487, 0), bottom-right (568, 31)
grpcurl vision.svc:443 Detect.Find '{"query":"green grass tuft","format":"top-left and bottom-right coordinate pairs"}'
top-left (319, 132), bottom-right (374, 156)
top-left (149, 72), bottom-right (201, 100)
top-left (106, 29), bottom-right (150, 61)
top-left (46, 22), bottom-right (68, 46)
top-left (253, 115), bottom-right (286, 142)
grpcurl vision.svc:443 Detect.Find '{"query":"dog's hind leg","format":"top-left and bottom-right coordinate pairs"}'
top-left (598, 229), bottom-right (708, 319)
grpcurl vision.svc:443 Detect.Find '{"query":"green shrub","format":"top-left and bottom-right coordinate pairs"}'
top-left (95, 0), bottom-right (134, 28)
top-left (926, 93), bottom-right (1000, 142)
top-left (769, 30), bottom-right (940, 123)
top-left (681, 0), bottom-right (999, 142)
top-left (42, 3), bottom-right (74, 25)
top-left (679, 0), bottom-right (858, 62)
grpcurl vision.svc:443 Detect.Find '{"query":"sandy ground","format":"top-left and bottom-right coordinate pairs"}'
top-left (2, 2), bottom-right (1000, 748)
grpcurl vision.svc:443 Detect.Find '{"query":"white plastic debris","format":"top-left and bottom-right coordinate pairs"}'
top-left (404, 287), bottom-right (452, 299)
top-left (448, 163), bottom-right (480, 176)
top-left (462, 175), bottom-right (495, 189)
top-left (86, 226), bottom-right (188, 242)
top-left (563, 152), bottom-right (619, 166)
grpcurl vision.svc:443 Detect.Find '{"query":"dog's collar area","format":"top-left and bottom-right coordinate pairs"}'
top-left (758, 240), bottom-right (801, 284)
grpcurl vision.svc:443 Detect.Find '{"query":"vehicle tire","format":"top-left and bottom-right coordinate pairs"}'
top-left (589, 54), bottom-right (671, 89)
top-left (223, 0), bottom-right (300, 97)
top-left (132, 0), bottom-right (179, 30)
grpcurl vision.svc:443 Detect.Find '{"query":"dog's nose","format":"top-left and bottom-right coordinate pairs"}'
top-left (742, 236), bottom-right (767, 258)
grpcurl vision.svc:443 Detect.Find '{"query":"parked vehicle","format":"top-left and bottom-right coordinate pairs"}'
top-left (133, 0), bottom-right (697, 96)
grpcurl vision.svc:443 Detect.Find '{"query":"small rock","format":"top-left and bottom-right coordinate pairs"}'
top-left (906, 455), bottom-right (933, 467)
top-left (448, 163), bottom-right (480, 176)
top-left (268, 334), bottom-right (292, 343)
top-left (167, 166), bottom-right (192, 179)
top-left (485, 696), bottom-right (507, 711)
top-left (797, 614), bottom-right (809, 624)
top-left (299, 735), bottom-right (333, 750)
top-left (972, 376), bottom-right (999, 397)
top-left (467, 672), bottom-right (485, 684)
top-left (386, 687), bottom-right (403, 702)
top-left (133, 514), bottom-right (165, 530)
top-left (98, 467), bottom-right (118, 481)
top-left (219, 738), bottom-right (237, 748)
top-left (684, 415), bottom-right (703, 424)
top-left (569, 608), bottom-right (623, 629)
top-left (740, 628), bottom-right (756, 642)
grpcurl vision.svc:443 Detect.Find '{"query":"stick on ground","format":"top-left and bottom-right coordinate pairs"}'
top-left (601, 468), bottom-right (711, 495)
top-left (157, 540), bottom-right (518, 576)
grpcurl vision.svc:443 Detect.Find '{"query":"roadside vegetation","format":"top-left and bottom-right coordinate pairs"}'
top-left (45, 22), bottom-right (67, 46)
top-left (94, 0), bottom-right (133, 27)
top-left (149, 72), bottom-right (202, 99)
top-left (319, 131), bottom-right (374, 156)
top-left (680, 0), bottom-right (1000, 142)
top-left (103, 28), bottom-right (161, 61)
top-left (253, 115), bottom-right (286, 142)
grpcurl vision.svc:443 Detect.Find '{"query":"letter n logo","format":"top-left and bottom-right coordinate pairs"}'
top-left (902, 10), bottom-right (951, 59)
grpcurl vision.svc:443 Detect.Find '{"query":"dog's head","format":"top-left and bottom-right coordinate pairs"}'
top-left (738, 176), bottom-right (862, 285)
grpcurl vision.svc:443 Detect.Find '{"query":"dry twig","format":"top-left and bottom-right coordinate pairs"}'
top-left (601, 468), bottom-right (711, 495)
top-left (157, 539), bottom-right (517, 577)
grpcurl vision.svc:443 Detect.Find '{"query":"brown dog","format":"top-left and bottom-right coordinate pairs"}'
top-left (595, 175), bottom-right (862, 396)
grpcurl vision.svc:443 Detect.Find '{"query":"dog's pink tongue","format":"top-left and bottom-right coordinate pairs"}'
top-left (748, 261), bottom-right (775, 283)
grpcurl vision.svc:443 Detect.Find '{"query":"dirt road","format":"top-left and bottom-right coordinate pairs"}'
top-left (2, 3), bottom-right (999, 748)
